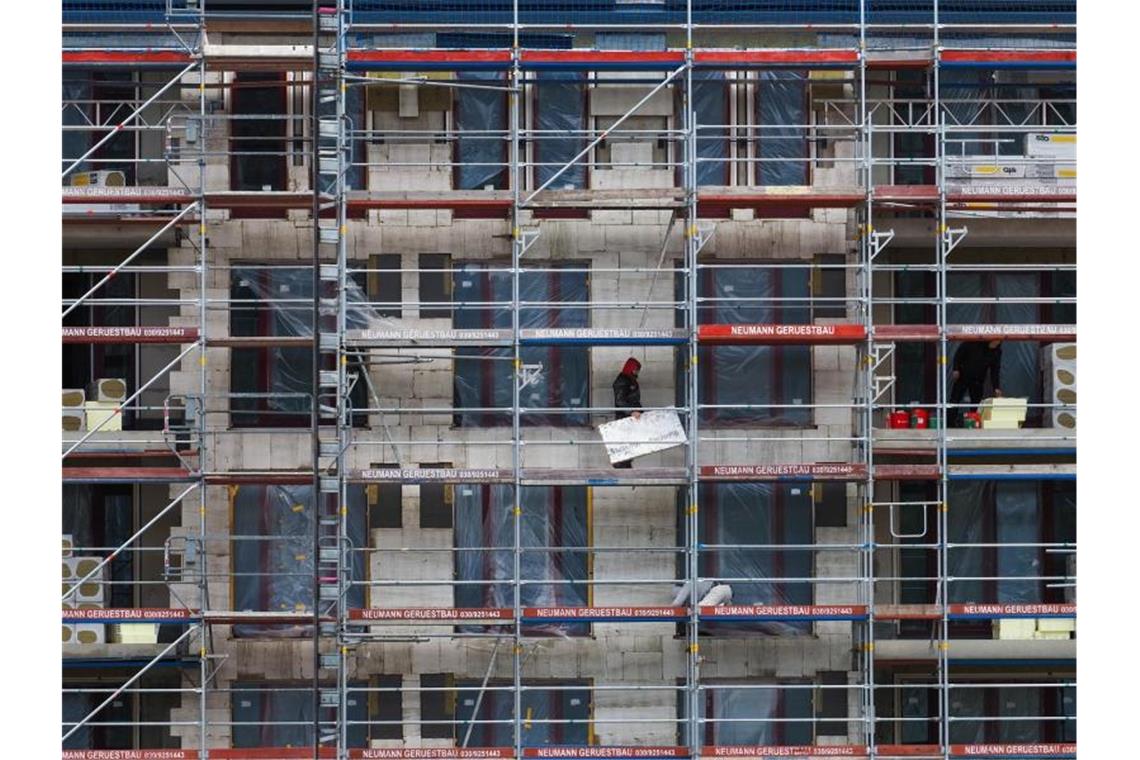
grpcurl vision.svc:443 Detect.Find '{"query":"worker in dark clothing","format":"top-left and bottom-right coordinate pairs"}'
top-left (948, 339), bottom-right (1003, 427)
top-left (612, 357), bottom-right (643, 468)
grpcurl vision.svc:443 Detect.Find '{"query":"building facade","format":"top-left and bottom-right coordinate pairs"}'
top-left (61, 2), bottom-right (1076, 757)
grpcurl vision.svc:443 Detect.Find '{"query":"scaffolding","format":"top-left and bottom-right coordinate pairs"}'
top-left (61, 1), bottom-right (1076, 758)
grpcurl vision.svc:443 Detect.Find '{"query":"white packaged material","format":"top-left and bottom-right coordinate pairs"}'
top-left (598, 410), bottom-right (687, 464)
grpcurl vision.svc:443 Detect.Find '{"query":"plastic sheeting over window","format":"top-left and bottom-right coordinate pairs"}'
top-left (456, 680), bottom-right (590, 747)
top-left (534, 72), bottom-right (586, 190)
top-left (687, 265), bottom-right (811, 426)
top-left (693, 72), bottom-right (729, 187)
top-left (948, 480), bottom-right (1075, 604)
top-left (696, 483), bottom-right (812, 635)
top-left (453, 264), bottom-right (589, 427)
top-left (456, 72), bottom-right (507, 190)
top-left (455, 485), bottom-right (589, 635)
top-left (230, 267), bottom-right (376, 427)
top-left (231, 485), bottom-right (367, 638)
top-left (232, 682), bottom-right (367, 748)
top-left (683, 684), bottom-right (812, 745)
top-left (757, 71), bottom-right (808, 186)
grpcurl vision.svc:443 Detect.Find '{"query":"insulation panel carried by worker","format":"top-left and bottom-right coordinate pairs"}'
top-left (598, 410), bottom-right (686, 464)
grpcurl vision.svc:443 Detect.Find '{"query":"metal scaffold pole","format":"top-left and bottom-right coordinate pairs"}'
top-left (511, 0), bottom-right (525, 755)
top-left (683, 1), bottom-right (701, 755)
top-left (858, 0), bottom-right (877, 752)
top-left (195, 1), bottom-right (210, 751)
top-left (933, 3), bottom-right (951, 756)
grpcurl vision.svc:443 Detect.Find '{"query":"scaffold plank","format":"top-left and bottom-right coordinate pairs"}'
top-left (520, 468), bottom-right (689, 486)
top-left (940, 49), bottom-right (1076, 68)
top-left (694, 49), bottom-right (859, 67)
top-left (62, 50), bottom-right (195, 66)
top-left (62, 467), bottom-right (196, 483)
top-left (697, 324), bottom-right (866, 345)
top-left (346, 49), bottom-right (512, 70)
top-left (521, 50), bottom-right (684, 70)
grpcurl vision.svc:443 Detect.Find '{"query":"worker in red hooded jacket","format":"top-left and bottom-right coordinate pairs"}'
top-left (612, 358), bottom-right (643, 469)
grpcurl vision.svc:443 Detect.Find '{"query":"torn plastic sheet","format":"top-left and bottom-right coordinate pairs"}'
top-left (697, 483), bottom-right (812, 636)
top-left (456, 680), bottom-right (590, 746)
top-left (230, 267), bottom-right (389, 423)
top-left (455, 485), bottom-right (588, 636)
top-left (535, 71), bottom-right (586, 190)
top-left (757, 70), bottom-right (808, 186)
top-left (231, 682), bottom-right (367, 748)
top-left (453, 264), bottom-right (588, 427)
top-left (232, 485), bottom-right (367, 638)
top-left (456, 71), bottom-right (508, 190)
top-left (696, 265), bottom-right (811, 426)
top-left (948, 481), bottom-right (1043, 604)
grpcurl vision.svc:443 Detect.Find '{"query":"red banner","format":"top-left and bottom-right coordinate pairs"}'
top-left (948, 603), bottom-right (1075, 617)
top-left (62, 752), bottom-right (196, 760)
top-left (524, 749), bottom-right (688, 759)
top-left (351, 751), bottom-right (515, 760)
top-left (950, 745), bottom-right (1075, 757)
top-left (353, 468), bottom-right (513, 483)
top-left (62, 326), bottom-right (199, 344)
top-left (703, 747), bottom-right (867, 757)
top-left (522, 607), bottom-right (686, 620)
top-left (698, 324), bottom-right (866, 345)
top-left (62, 607), bottom-right (195, 621)
top-left (348, 608), bottom-right (513, 621)
top-left (700, 464), bottom-right (866, 481)
top-left (700, 606), bottom-right (867, 619)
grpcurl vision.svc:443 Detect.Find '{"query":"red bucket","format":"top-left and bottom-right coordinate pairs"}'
top-left (910, 408), bottom-right (929, 429)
